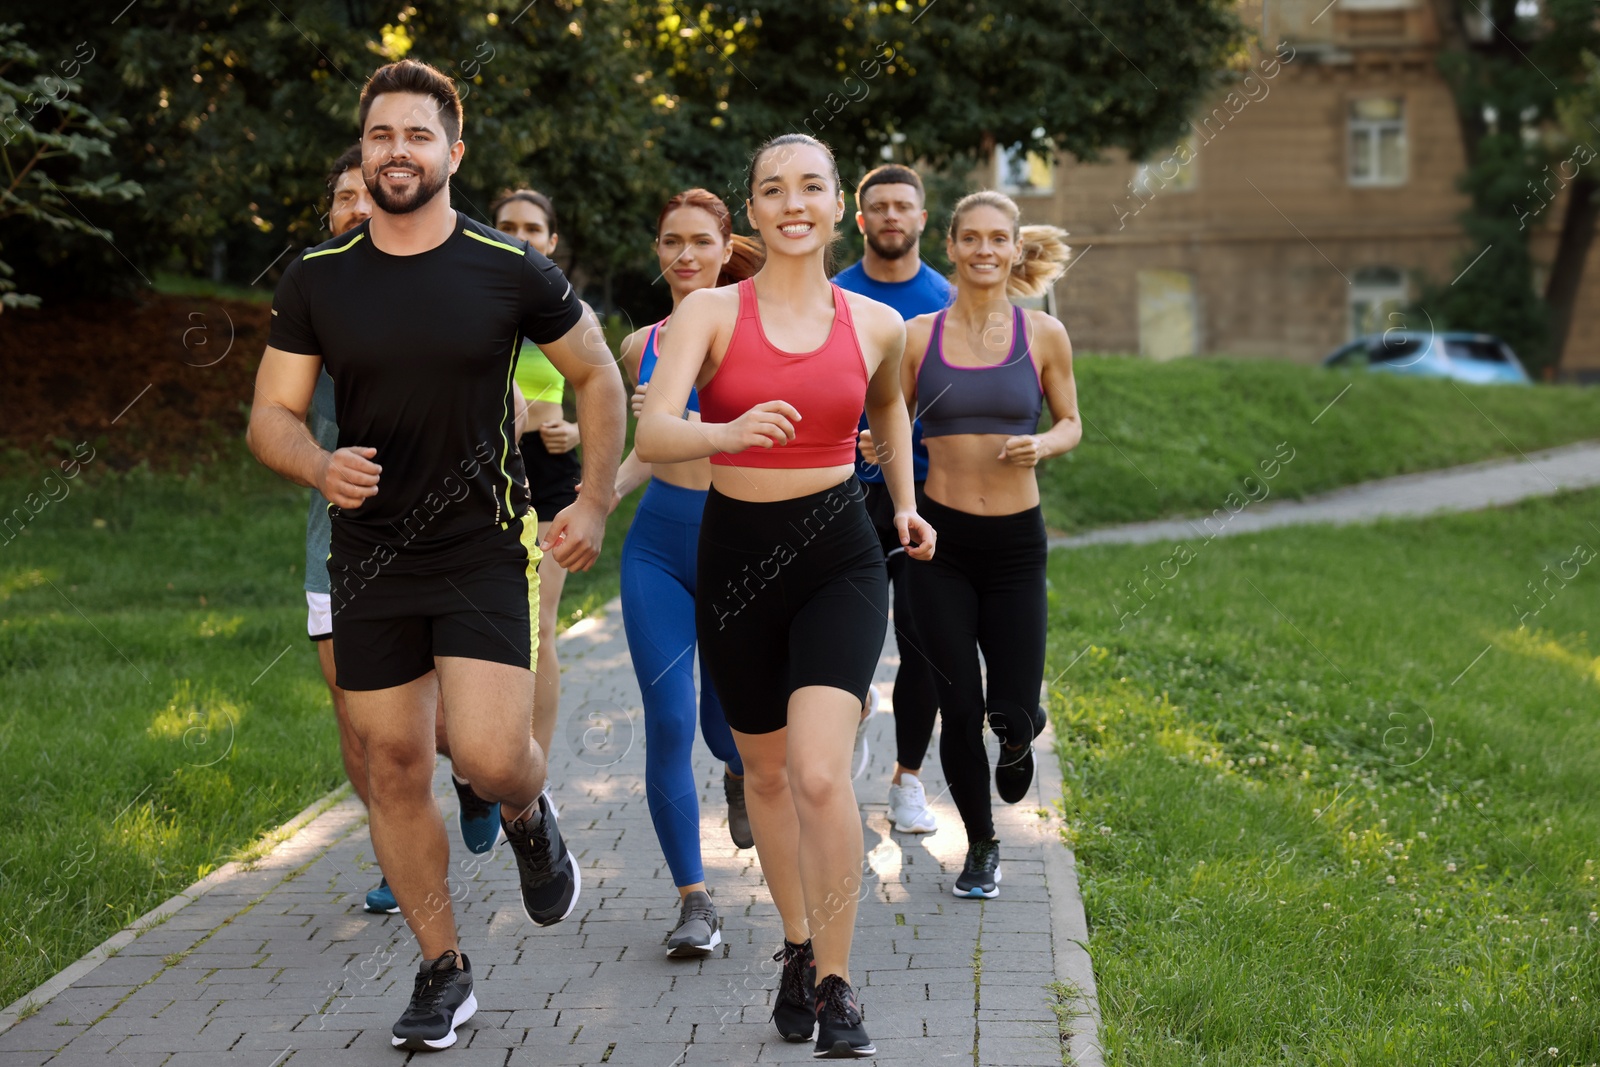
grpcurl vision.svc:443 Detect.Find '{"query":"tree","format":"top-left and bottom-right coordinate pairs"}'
top-left (642, 0), bottom-right (1246, 209)
top-left (0, 22), bottom-right (141, 310)
top-left (1425, 0), bottom-right (1600, 376)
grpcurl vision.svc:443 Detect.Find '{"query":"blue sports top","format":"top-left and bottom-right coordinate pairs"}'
top-left (639, 320), bottom-right (699, 414)
top-left (917, 306), bottom-right (1043, 439)
top-left (833, 260), bottom-right (953, 483)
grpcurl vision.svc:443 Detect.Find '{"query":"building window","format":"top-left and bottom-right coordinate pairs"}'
top-left (1137, 270), bottom-right (1197, 361)
top-left (1349, 97), bottom-right (1406, 186)
top-left (1349, 266), bottom-right (1407, 338)
top-left (1133, 134), bottom-right (1198, 197)
top-left (996, 128), bottom-right (1054, 196)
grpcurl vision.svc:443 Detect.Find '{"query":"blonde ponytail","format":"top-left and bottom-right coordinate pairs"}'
top-left (1009, 225), bottom-right (1071, 299)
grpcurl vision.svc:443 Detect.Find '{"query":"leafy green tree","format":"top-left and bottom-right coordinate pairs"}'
top-left (1425, 0), bottom-right (1600, 375)
top-left (643, 1), bottom-right (1246, 206)
top-left (0, 22), bottom-right (140, 310)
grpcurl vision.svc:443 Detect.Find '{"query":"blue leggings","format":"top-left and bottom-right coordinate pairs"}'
top-left (621, 480), bottom-right (744, 889)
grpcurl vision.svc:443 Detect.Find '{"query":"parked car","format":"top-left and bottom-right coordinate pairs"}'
top-left (1323, 331), bottom-right (1531, 385)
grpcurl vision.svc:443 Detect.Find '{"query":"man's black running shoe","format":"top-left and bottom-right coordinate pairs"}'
top-left (390, 950), bottom-right (476, 1051)
top-left (813, 974), bottom-right (875, 1058)
top-left (503, 791), bottom-right (581, 926)
top-left (771, 938), bottom-right (816, 1041)
top-left (953, 838), bottom-right (1002, 899)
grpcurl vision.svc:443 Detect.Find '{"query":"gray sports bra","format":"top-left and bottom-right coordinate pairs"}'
top-left (916, 306), bottom-right (1043, 438)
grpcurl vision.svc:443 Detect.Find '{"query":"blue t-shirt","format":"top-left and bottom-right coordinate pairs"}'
top-left (831, 260), bottom-right (954, 484)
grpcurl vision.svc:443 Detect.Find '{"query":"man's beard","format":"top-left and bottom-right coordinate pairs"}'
top-left (366, 163), bottom-right (449, 216)
top-left (866, 227), bottom-right (919, 260)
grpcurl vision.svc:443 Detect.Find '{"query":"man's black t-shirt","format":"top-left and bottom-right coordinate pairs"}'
top-left (267, 211), bottom-right (582, 567)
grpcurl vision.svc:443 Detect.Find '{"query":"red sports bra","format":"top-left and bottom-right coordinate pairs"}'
top-left (698, 278), bottom-right (868, 469)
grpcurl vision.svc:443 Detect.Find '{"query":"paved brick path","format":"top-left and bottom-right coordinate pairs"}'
top-left (1049, 440), bottom-right (1600, 550)
top-left (0, 604), bottom-right (1097, 1066)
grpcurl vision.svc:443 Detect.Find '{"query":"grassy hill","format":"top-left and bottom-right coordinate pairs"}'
top-left (1039, 356), bottom-right (1598, 531)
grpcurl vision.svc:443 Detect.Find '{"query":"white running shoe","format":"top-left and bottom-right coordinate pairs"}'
top-left (852, 687), bottom-right (878, 781)
top-left (886, 772), bottom-right (937, 834)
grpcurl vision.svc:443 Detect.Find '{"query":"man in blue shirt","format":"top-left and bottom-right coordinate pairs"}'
top-left (833, 164), bottom-right (953, 836)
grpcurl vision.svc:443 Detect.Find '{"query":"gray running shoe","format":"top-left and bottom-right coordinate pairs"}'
top-left (666, 889), bottom-right (721, 957)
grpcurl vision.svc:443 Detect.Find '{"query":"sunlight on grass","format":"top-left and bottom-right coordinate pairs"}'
top-left (145, 681), bottom-right (244, 763)
top-left (1, 567), bottom-right (48, 599)
top-left (1498, 627), bottom-right (1599, 686)
top-left (195, 613), bottom-right (244, 639)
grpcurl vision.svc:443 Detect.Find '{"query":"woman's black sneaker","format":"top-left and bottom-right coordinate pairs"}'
top-left (771, 938), bottom-right (816, 1041)
top-left (994, 704), bottom-right (1046, 804)
top-left (724, 771), bottom-right (754, 849)
top-left (502, 791), bottom-right (581, 926)
top-left (953, 838), bottom-right (1002, 899)
top-left (666, 890), bottom-right (721, 957)
top-left (994, 742), bottom-right (1036, 803)
top-left (390, 950), bottom-right (476, 1051)
top-left (813, 974), bottom-right (875, 1058)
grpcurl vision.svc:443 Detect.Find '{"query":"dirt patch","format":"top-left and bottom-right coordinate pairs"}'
top-left (0, 293), bottom-right (271, 472)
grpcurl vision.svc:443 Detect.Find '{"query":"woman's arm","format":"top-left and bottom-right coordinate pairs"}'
top-left (608, 326), bottom-right (654, 510)
top-left (1000, 311), bottom-right (1081, 467)
top-left (636, 287), bottom-right (798, 464)
top-left (858, 314), bottom-right (929, 469)
top-left (860, 303), bottom-right (934, 560)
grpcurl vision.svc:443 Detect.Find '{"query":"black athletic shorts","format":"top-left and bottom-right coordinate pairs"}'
top-left (696, 477), bottom-right (888, 735)
top-left (519, 431), bottom-right (581, 522)
top-left (328, 517), bottom-right (542, 692)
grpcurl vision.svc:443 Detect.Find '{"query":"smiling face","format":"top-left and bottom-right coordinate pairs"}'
top-left (361, 91), bottom-right (461, 216)
top-left (495, 199), bottom-right (557, 256)
top-left (746, 142), bottom-right (845, 260)
top-left (656, 205), bottom-right (730, 298)
top-left (947, 203), bottom-right (1017, 289)
top-left (858, 181), bottom-right (925, 261)
top-left (329, 167), bottom-right (373, 237)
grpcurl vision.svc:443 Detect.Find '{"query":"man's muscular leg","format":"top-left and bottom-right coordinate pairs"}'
top-left (436, 656), bottom-right (544, 820)
top-left (347, 674), bottom-right (459, 958)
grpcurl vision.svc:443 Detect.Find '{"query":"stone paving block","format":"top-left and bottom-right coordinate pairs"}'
top-left (38, 1051), bottom-right (172, 1066)
top-left (505, 1043), bottom-right (629, 1066)
top-left (973, 1037), bottom-right (1068, 1066)
top-left (56, 955), bottom-right (167, 988)
top-left (0, 1016), bottom-right (73, 1053)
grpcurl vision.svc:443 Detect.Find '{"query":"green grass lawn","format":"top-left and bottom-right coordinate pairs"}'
top-left (1047, 489), bottom-right (1600, 1063)
top-left (1042, 358), bottom-right (1598, 531)
top-left (0, 458), bottom-right (344, 1007)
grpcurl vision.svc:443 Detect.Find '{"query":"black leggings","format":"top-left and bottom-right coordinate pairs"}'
top-left (862, 481), bottom-right (941, 772)
top-left (696, 477), bottom-right (889, 736)
top-left (907, 492), bottom-right (1047, 842)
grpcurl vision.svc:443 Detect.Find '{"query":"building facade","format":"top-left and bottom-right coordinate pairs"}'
top-left (1005, 0), bottom-right (1599, 375)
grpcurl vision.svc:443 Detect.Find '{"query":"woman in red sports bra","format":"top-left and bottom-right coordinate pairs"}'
top-left (898, 191), bottom-right (1079, 901)
top-left (636, 133), bottom-right (934, 1059)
